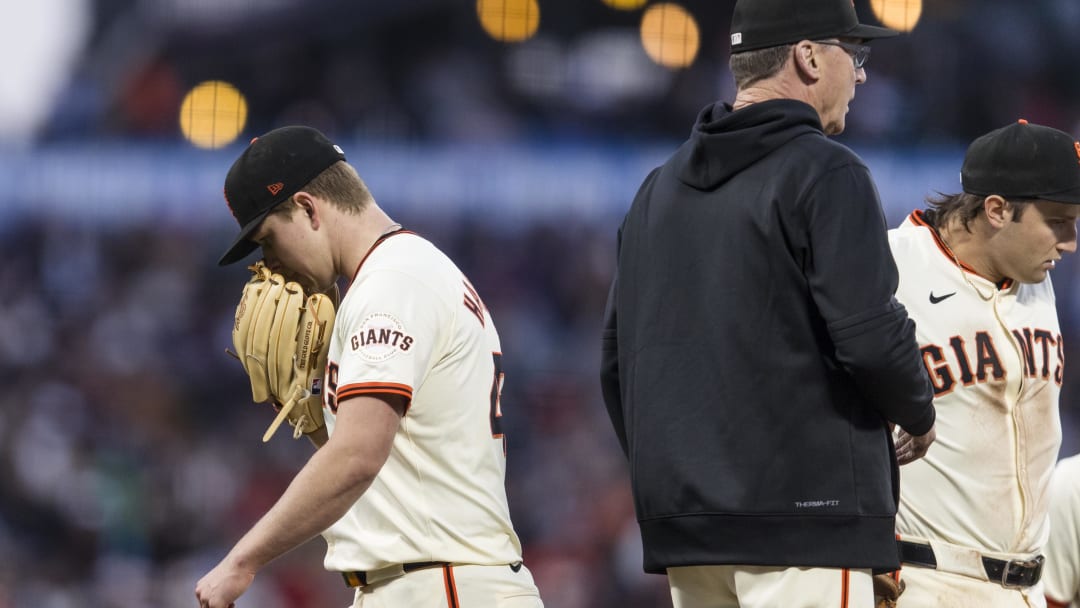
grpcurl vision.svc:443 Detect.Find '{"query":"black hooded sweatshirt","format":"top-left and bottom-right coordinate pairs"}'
top-left (600, 99), bottom-right (935, 572)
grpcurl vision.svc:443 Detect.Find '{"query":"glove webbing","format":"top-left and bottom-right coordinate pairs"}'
top-left (263, 385), bottom-right (310, 442)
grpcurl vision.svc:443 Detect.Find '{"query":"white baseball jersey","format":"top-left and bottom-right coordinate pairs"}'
top-left (1045, 454), bottom-right (1080, 608)
top-left (318, 231), bottom-right (524, 573)
top-left (889, 211), bottom-right (1063, 557)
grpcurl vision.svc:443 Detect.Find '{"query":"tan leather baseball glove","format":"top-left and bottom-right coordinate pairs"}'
top-left (872, 572), bottom-right (905, 608)
top-left (232, 261), bottom-right (335, 441)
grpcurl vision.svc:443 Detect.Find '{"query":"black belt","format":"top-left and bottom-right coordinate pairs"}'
top-left (342, 561), bottom-right (450, 588)
top-left (899, 540), bottom-right (1044, 588)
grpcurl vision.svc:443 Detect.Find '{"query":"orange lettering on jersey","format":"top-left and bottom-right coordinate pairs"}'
top-left (1033, 330), bottom-right (1056, 379)
top-left (973, 331), bottom-right (1005, 382)
top-left (462, 278), bottom-right (486, 327)
top-left (352, 328), bottom-right (414, 350)
top-left (924, 327), bottom-right (1060, 395)
top-left (921, 344), bottom-right (956, 396)
top-left (948, 336), bottom-right (975, 386)
top-left (1055, 335), bottom-right (1065, 386)
top-left (1012, 328), bottom-right (1037, 378)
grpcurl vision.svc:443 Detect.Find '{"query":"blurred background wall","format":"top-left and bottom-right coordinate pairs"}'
top-left (2, 1), bottom-right (1079, 606)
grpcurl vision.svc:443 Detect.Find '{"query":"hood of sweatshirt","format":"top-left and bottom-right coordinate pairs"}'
top-left (674, 98), bottom-right (824, 190)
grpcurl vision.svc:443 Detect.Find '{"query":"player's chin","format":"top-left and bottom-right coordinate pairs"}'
top-left (1022, 268), bottom-right (1050, 284)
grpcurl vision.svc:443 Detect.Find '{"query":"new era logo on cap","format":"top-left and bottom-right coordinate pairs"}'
top-left (218, 126), bottom-right (347, 266)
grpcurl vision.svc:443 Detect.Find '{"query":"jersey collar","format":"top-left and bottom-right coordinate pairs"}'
top-left (908, 210), bottom-right (1014, 291)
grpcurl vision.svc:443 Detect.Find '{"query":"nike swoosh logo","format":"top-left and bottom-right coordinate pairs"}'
top-left (929, 291), bottom-right (956, 304)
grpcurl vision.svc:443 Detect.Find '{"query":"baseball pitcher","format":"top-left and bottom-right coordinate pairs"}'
top-left (195, 126), bottom-right (543, 608)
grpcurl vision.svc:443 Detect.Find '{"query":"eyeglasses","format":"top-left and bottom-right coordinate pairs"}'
top-left (814, 40), bottom-right (871, 69)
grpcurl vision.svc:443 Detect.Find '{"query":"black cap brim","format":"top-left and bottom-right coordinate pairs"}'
top-left (846, 23), bottom-right (899, 40)
top-left (217, 206), bottom-right (275, 266)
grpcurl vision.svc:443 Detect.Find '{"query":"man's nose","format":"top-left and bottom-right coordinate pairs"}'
top-left (1060, 221), bottom-right (1079, 254)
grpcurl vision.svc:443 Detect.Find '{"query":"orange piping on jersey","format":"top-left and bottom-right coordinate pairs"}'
top-left (337, 382), bottom-right (414, 412)
top-left (338, 382), bottom-right (413, 398)
top-left (443, 565), bottom-right (460, 608)
top-left (840, 568), bottom-right (849, 608)
top-left (348, 229), bottom-right (416, 287)
top-left (1046, 598), bottom-right (1069, 608)
top-left (908, 210), bottom-right (1014, 289)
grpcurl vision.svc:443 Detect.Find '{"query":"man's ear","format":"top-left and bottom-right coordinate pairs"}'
top-left (294, 192), bottom-right (320, 228)
top-left (792, 40), bottom-right (820, 80)
top-left (983, 195), bottom-right (1010, 229)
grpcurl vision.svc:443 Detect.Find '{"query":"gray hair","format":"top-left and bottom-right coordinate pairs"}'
top-left (729, 45), bottom-right (792, 90)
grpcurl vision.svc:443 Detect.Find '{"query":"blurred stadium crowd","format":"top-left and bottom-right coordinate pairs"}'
top-left (3, 0), bottom-right (1080, 607)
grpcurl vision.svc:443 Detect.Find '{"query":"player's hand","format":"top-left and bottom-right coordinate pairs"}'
top-left (195, 557), bottom-right (255, 608)
top-left (872, 572), bottom-right (905, 608)
top-left (895, 423), bottom-right (936, 465)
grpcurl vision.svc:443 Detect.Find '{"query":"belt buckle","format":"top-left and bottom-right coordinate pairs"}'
top-left (1000, 555), bottom-right (1044, 589)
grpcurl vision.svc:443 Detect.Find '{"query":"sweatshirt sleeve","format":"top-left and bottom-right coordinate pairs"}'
top-left (802, 162), bottom-right (936, 436)
top-left (600, 223), bottom-right (629, 457)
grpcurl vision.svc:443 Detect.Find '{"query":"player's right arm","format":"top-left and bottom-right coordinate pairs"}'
top-left (195, 394), bottom-right (403, 608)
top-left (801, 161), bottom-right (936, 440)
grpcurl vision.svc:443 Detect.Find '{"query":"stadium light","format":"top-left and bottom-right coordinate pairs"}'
top-left (178, 80), bottom-right (248, 149)
top-left (640, 3), bottom-right (699, 69)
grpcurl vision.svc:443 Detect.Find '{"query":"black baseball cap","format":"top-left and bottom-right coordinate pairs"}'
top-left (961, 119), bottom-right (1080, 205)
top-left (730, 0), bottom-right (898, 53)
top-left (218, 126), bottom-right (346, 266)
